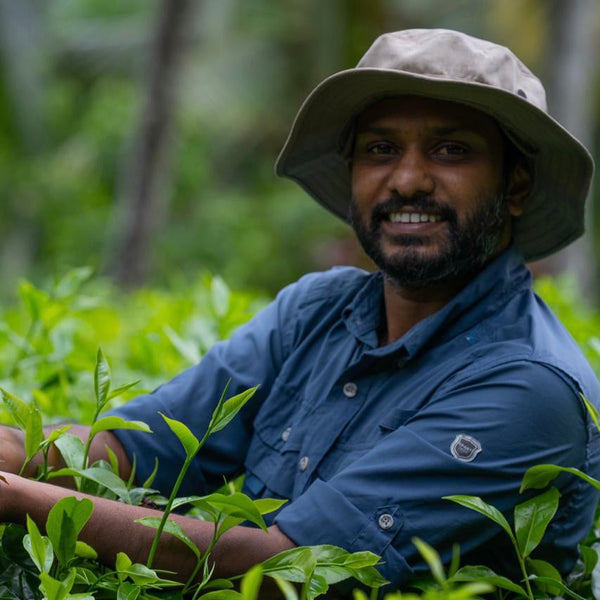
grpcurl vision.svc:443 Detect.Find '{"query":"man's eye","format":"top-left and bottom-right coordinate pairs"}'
top-left (436, 144), bottom-right (467, 156)
top-left (368, 143), bottom-right (395, 155)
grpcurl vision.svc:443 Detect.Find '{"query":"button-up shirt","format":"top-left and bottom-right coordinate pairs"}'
top-left (109, 247), bottom-right (600, 590)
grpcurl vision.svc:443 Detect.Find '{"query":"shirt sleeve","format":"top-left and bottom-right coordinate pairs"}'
top-left (275, 359), bottom-right (593, 589)
top-left (107, 277), bottom-right (303, 496)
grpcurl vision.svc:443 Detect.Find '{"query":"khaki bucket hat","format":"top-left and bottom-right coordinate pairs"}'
top-left (275, 29), bottom-right (594, 262)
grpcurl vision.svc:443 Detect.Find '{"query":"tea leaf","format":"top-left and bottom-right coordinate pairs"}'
top-left (450, 565), bottom-right (528, 596)
top-left (209, 386), bottom-right (258, 435)
top-left (107, 380), bottom-right (142, 402)
top-left (527, 558), bottom-right (564, 595)
top-left (23, 514), bottom-right (54, 573)
top-left (0, 388), bottom-right (31, 429)
top-left (24, 405), bottom-right (44, 461)
top-left (75, 541), bottom-right (98, 560)
top-left (54, 434), bottom-right (86, 470)
top-left (240, 564), bottom-right (263, 600)
top-left (197, 591), bottom-right (243, 599)
top-left (94, 348), bottom-right (111, 409)
top-left (90, 416), bottom-right (151, 438)
top-left (515, 487), bottom-right (560, 556)
top-left (443, 495), bottom-right (514, 540)
top-left (136, 516), bottom-right (200, 558)
top-left (521, 464), bottom-right (600, 493)
top-left (253, 498), bottom-right (288, 516)
top-left (261, 548), bottom-right (317, 582)
top-left (46, 497), bottom-right (94, 566)
top-left (160, 413), bottom-right (199, 458)
top-left (117, 581), bottom-right (141, 600)
top-left (49, 467), bottom-right (131, 503)
top-left (581, 394), bottom-right (600, 433)
top-left (412, 537), bottom-right (446, 586)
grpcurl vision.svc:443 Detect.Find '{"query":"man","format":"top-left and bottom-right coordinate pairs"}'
top-left (0, 29), bottom-right (598, 592)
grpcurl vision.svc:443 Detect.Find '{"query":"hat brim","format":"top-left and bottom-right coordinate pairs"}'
top-left (276, 68), bottom-right (594, 262)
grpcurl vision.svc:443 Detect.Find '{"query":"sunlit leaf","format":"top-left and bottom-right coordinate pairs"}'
top-left (54, 434), bottom-right (86, 470)
top-left (450, 565), bottom-right (528, 596)
top-left (135, 516), bottom-right (200, 558)
top-left (521, 464), bottom-right (600, 493)
top-left (48, 467), bottom-right (131, 503)
top-left (23, 515), bottom-right (54, 573)
top-left (240, 564), bottom-right (263, 600)
top-left (94, 348), bottom-right (111, 409)
top-left (209, 387), bottom-right (258, 435)
top-left (160, 413), bottom-right (199, 458)
top-left (90, 416), bottom-right (151, 438)
top-left (412, 537), bottom-right (446, 586)
top-left (515, 487), bottom-right (560, 556)
top-left (443, 495), bottom-right (514, 540)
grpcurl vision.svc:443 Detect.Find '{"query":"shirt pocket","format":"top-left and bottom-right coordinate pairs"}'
top-left (316, 408), bottom-right (419, 481)
top-left (244, 380), bottom-right (304, 499)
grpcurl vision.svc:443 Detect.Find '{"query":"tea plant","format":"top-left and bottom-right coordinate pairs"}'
top-left (0, 350), bottom-right (387, 599)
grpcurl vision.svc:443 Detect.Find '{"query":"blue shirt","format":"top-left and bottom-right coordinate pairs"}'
top-left (110, 247), bottom-right (600, 590)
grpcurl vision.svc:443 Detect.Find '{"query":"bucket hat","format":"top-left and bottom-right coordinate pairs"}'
top-left (275, 29), bottom-right (594, 261)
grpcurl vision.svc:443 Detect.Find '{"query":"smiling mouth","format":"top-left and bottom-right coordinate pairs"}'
top-left (388, 212), bottom-right (442, 224)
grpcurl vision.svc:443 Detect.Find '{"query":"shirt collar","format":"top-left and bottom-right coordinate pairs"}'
top-left (342, 245), bottom-right (531, 359)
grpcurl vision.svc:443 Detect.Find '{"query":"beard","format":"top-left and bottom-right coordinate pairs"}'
top-left (349, 191), bottom-right (509, 289)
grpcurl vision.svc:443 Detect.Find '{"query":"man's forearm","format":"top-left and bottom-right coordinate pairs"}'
top-left (0, 473), bottom-right (295, 581)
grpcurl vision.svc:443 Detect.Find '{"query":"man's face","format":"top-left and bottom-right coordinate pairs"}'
top-left (349, 96), bottom-right (521, 289)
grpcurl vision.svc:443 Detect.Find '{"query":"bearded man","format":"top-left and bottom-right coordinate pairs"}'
top-left (0, 29), bottom-right (597, 594)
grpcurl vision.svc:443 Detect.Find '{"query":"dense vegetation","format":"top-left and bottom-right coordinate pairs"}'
top-left (0, 269), bottom-right (599, 599)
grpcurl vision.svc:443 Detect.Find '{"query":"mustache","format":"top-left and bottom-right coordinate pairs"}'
top-left (371, 195), bottom-right (457, 224)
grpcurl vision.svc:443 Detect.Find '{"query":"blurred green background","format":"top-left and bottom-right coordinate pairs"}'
top-left (0, 0), bottom-right (598, 297)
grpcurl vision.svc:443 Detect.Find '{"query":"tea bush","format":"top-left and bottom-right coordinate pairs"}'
top-left (0, 268), bottom-right (599, 599)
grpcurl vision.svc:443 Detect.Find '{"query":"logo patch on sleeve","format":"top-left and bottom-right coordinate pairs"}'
top-left (450, 434), bottom-right (482, 462)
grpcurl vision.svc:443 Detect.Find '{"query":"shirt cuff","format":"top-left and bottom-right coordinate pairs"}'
top-left (274, 479), bottom-right (413, 589)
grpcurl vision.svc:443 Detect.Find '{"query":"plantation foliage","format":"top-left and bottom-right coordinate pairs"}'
top-left (1, 269), bottom-right (600, 599)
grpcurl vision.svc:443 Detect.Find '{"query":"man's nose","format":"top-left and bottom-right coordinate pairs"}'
top-left (387, 150), bottom-right (435, 197)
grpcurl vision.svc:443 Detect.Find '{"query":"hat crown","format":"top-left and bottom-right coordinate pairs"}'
top-left (358, 29), bottom-right (547, 112)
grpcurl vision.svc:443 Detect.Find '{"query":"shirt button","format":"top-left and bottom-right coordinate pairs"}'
top-left (299, 456), bottom-right (310, 472)
top-left (281, 427), bottom-right (292, 442)
top-left (378, 513), bottom-right (394, 530)
top-left (343, 382), bottom-right (358, 398)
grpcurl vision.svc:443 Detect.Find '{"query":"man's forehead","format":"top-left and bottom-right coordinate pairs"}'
top-left (354, 95), bottom-right (501, 135)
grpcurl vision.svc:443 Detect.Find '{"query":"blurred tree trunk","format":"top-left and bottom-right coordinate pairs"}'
top-left (110, 0), bottom-right (194, 288)
top-left (0, 0), bottom-right (47, 284)
top-left (533, 0), bottom-right (597, 296)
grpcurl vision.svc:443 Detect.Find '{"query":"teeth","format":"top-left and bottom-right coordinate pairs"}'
top-left (389, 212), bottom-right (441, 223)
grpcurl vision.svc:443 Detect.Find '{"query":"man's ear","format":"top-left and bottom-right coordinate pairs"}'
top-left (506, 163), bottom-right (531, 217)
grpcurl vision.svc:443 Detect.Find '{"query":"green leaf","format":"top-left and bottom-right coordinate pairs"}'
top-left (529, 575), bottom-right (587, 600)
top-left (412, 537), bottom-right (446, 586)
top-left (527, 558), bottom-right (565, 596)
top-left (19, 280), bottom-right (48, 322)
top-left (117, 582), bottom-right (141, 600)
top-left (443, 495), bottom-right (514, 541)
top-left (90, 416), bottom-right (151, 438)
top-left (515, 487), bottom-right (560, 557)
top-left (135, 516), bottom-right (200, 558)
top-left (24, 405), bottom-right (44, 461)
top-left (160, 413), bottom-right (200, 458)
top-left (208, 387), bottom-right (258, 435)
top-left (521, 464), bottom-right (600, 493)
top-left (94, 348), bottom-right (111, 409)
top-left (48, 467), bottom-right (131, 503)
top-left (240, 564), bottom-right (263, 600)
top-left (23, 514), bottom-right (54, 573)
top-left (253, 498), bottom-right (288, 516)
top-left (581, 394), bottom-right (600, 434)
top-left (197, 591), bottom-right (243, 599)
top-left (107, 380), bottom-right (142, 402)
top-left (194, 492), bottom-right (268, 531)
top-left (261, 547), bottom-right (317, 582)
top-left (0, 388), bottom-right (31, 429)
top-left (53, 267), bottom-right (94, 299)
top-left (40, 570), bottom-right (73, 600)
top-left (580, 544), bottom-right (598, 576)
top-left (54, 434), bottom-right (86, 471)
top-left (75, 540), bottom-right (98, 560)
top-left (450, 565), bottom-right (528, 596)
top-left (270, 576), bottom-right (299, 600)
top-left (306, 572), bottom-right (328, 599)
top-left (46, 498), bottom-right (94, 566)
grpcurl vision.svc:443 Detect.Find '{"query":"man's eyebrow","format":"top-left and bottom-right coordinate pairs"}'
top-left (355, 123), bottom-right (481, 136)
